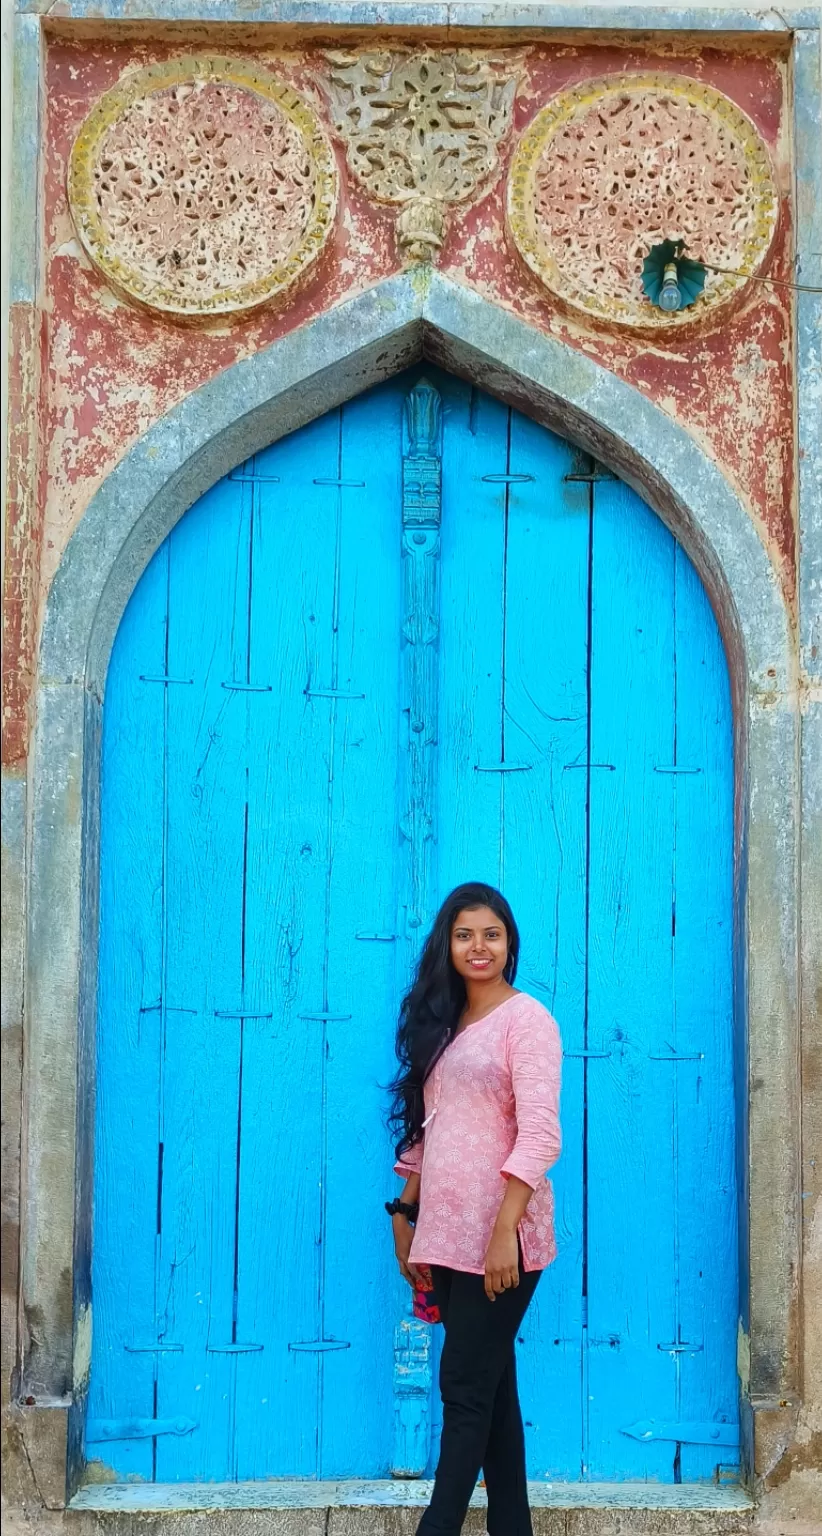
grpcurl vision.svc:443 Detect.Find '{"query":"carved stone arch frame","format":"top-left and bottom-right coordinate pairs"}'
top-left (26, 271), bottom-right (798, 1493)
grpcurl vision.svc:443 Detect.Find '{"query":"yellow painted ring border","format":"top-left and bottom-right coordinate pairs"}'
top-left (68, 55), bottom-right (339, 319)
top-left (506, 72), bottom-right (779, 330)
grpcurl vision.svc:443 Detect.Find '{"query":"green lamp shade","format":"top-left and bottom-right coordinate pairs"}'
top-left (642, 240), bottom-right (707, 310)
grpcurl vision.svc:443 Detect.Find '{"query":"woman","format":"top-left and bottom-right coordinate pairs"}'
top-left (388, 882), bottom-right (562, 1536)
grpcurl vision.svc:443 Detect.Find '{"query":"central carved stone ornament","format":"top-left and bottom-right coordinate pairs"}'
top-left (68, 56), bottom-right (338, 320)
top-left (324, 50), bottom-right (520, 262)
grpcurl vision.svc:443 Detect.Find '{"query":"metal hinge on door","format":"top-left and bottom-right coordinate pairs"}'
top-left (86, 1417), bottom-right (197, 1442)
top-left (621, 1420), bottom-right (739, 1448)
top-left (559, 1298), bottom-right (618, 1349)
top-left (563, 449), bottom-right (617, 484)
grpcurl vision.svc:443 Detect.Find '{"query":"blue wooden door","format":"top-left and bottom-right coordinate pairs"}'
top-left (89, 369), bottom-right (737, 1485)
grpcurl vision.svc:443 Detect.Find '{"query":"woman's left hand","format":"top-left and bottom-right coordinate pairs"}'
top-left (484, 1224), bottom-right (520, 1302)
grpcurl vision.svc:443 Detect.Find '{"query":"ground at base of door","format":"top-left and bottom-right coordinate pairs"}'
top-left (58, 1480), bottom-right (766, 1533)
top-left (71, 1481), bottom-right (754, 1513)
top-left (8, 1487), bottom-right (822, 1536)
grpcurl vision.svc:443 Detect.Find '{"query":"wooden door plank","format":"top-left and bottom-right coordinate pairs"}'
top-left (235, 418), bottom-right (340, 1479)
top-left (154, 482), bottom-right (250, 1480)
top-left (670, 549), bottom-right (737, 1482)
top-left (410, 374), bottom-right (511, 1478)
top-left (321, 383), bottom-right (407, 1477)
top-left (586, 483), bottom-right (678, 1480)
top-left (501, 410), bottom-right (589, 1480)
top-left (88, 547), bottom-right (168, 1481)
top-left (437, 379), bottom-right (511, 896)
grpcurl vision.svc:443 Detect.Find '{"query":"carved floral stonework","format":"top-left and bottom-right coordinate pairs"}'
top-left (507, 73), bottom-right (779, 330)
top-left (324, 50), bottom-right (520, 261)
top-left (68, 56), bottom-right (338, 320)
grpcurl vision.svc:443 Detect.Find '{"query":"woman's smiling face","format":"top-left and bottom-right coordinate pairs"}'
top-left (450, 906), bottom-right (509, 984)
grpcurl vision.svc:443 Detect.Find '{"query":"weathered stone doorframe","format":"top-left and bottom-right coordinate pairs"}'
top-left (20, 270), bottom-right (802, 1499)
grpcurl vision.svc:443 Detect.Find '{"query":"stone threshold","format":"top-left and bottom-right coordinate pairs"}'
top-left (70, 1481), bottom-right (754, 1513)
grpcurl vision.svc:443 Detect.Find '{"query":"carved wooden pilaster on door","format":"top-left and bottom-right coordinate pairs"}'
top-left (400, 379), bottom-right (443, 939)
top-left (391, 380), bottom-right (443, 1479)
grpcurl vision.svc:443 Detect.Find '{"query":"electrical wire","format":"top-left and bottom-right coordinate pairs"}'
top-left (690, 257), bottom-right (822, 295)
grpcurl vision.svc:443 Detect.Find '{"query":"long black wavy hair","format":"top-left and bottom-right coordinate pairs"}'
top-left (389, 882), bottom-right (520, 1162)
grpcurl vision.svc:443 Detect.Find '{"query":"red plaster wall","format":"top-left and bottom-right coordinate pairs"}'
top-left (2, 36), bottom-right (795, 765)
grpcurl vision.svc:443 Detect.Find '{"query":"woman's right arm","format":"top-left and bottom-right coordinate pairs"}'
top-left (392, 1163), bottom-right (422, 1286)
top-left (398, 1172), bottom-right (420, 1205)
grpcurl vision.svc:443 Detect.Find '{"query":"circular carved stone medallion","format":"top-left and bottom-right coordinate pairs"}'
top-left (68, 56), bottom-right (338, 320)
top-left (507, 73), bottom-right (778, 330)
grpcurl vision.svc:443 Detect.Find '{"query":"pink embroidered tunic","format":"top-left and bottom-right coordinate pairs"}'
top-left (394, 993), bottom-right (562, 1274)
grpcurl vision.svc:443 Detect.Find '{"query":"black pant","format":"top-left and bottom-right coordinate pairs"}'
top-left (417, 1254), bottom-right (541, 1536)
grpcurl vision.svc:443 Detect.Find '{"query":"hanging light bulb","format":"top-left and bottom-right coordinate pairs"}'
top-left (658, 260), bottom-right (683, 312)
top-left (641, 239), bottom-right (706, 313)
